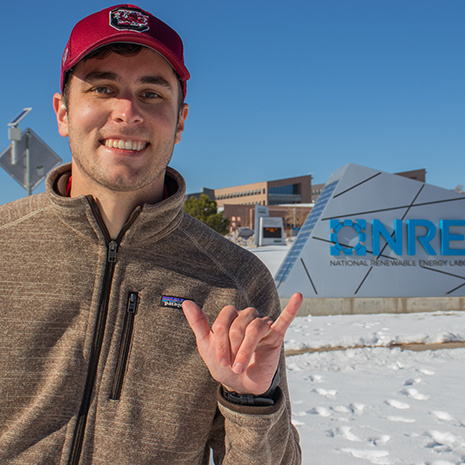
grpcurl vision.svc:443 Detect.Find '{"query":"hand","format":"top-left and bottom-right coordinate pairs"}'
top-left (182, 293), bottom-right (303, 395)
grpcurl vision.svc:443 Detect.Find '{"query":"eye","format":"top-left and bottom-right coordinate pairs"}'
top-left (94, 86), bottom-right (113, 95)
top-left (86, 85), bottom-right (114, 96)
top-left (140, 90), bottom-right (161, 99)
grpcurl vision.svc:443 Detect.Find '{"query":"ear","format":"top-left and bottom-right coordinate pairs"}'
top-left (53, 92), bottom-right (69, 138)
top-left (174, 103), bottom-right (189, 145)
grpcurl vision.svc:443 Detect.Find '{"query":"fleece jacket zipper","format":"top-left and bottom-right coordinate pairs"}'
top-left (110, 292), bottom-right (139, 400)
top-left (68, 199), bottom-right (141, 465)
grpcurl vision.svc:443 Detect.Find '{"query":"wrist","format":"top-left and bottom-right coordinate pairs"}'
top-left (221, 369), bottom-right (280, 407)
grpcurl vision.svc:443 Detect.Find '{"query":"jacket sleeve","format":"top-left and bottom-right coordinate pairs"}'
top-left (214, 357), bottom-right (301, 464)
top-left (207, 258), bottom-right (302, 465)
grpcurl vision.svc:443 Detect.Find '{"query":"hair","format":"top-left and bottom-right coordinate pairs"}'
top-left (62, 43), bottom-right (185, 112)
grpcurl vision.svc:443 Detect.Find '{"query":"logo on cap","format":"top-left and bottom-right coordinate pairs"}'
top-left (110, 7), bottom-right (150, 33)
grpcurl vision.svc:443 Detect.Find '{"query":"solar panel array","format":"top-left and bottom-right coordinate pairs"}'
top-left (275, 180), bottom-right (340, 287)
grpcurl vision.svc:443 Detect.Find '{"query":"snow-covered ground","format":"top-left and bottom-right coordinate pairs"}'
top-left (250, 245), bottom-right (465, 465)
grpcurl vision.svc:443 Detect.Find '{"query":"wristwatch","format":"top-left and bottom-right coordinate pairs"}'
top-left (221, 369), bottom-right (280, 407)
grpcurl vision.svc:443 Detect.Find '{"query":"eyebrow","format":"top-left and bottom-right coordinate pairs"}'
top-left (83, 71), bottom-right (173, 90)
top-left (84, 71), bottom-right (119, 82)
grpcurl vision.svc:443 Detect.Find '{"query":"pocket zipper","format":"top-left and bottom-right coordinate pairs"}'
top-left (110, 292), bottom-right (138, 400)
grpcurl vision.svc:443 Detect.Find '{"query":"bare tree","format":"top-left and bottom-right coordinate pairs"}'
top-left (283, 208), bottom-right (310, 236)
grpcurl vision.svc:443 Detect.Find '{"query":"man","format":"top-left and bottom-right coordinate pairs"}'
top-left (0, 5), bottom-right (302, 464)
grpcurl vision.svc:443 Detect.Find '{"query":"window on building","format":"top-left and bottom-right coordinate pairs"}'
top-left (269, 184), bottom-right (299, 195)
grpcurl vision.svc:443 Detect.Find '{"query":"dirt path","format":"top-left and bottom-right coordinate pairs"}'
top-left (285, 340), bottom-right (465, 356)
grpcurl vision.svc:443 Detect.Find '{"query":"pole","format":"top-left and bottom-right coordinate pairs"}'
top-left (26, 130), bottom-right (31, 196)
top-left (293, 208), bottom-right (296, 237)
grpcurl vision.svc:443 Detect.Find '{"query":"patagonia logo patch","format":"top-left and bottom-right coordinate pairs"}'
top-left (161, 296), bottom-right (186, 309)
top-left (110, 7), bottom-right (150, 33)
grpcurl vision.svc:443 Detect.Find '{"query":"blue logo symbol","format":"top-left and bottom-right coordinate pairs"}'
top-left (330, 219), bottom-right (367, 256)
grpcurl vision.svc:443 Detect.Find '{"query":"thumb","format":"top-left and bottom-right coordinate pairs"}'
top-left (182, 300), bottom-right (212, 347)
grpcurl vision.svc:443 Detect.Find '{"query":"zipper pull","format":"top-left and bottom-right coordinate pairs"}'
top-left (127, 293), bottom-right (138, 314)
top-left (108, 240), bottom-right (118, 262)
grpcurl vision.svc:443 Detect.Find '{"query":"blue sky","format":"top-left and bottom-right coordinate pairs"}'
top-left (0, 0), bottom-right (464, 204)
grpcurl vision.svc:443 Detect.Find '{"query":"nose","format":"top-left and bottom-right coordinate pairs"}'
top-left (111, 95), bottom-right (143, 125)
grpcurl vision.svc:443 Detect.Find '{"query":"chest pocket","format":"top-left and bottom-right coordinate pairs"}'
top-left (110, 292), bottom-right (138, 400)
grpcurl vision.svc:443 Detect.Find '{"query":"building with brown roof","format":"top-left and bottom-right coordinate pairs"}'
top-left (214, 174), bottom-right (312, 208)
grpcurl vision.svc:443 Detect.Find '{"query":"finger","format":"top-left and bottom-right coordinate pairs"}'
top-left (211, 306), bottom-right (239, 367)
top-left (271, 292), bottom-right (303, 335)
top-left (231, 316), bottom-right (273, 374)
top-left (228, 307), bottom-right (260, 359)
top-left (182, 300), bottom-right (212, 351)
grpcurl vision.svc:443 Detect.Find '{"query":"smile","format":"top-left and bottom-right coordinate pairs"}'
top-left (104, 139), bottom-right (148, 151)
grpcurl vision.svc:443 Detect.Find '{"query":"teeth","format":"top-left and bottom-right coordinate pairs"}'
top-left (105, 139), bottom-right (146, 151)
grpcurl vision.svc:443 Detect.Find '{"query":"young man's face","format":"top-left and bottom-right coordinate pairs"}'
top-left (54, 47), bottom-right (188, 197)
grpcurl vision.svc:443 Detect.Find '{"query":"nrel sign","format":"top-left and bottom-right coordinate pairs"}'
top-left (330, 219), bottom-right (465, 257)
top-left (276, 164), bottom-right (465, 298)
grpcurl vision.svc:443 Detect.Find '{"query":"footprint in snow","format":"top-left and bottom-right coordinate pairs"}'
top-left (430, 410), bottom-right (454, 422)
top-left (418, 367), bottom-right (435, 376)
top-left (308, 374), bottom-right (323, 383)
top-left (401, 387), bottom-right (430, 400)
top-left (332, 403), bottom-right (365, 416)
top-left (403, 377), bottom-right (422, 386)
top-left (424, 430), bottom-right (460, 453)
top-left (313, 387), bottom-right (338, 398)
top-left (308, 406), bottom-right (331, 417)
top-left (340, 447), bottom-right (390, 465)
top-left (368, 435), bottom-right (391, 446)
top-left (385, 399), bottom-right (410, 409)
top-left (327, 426), bottom-right (361, 442)
top-left (333, 405), bottom-right (351, 414)
top-left (386, 415), bottom-right (416, 423)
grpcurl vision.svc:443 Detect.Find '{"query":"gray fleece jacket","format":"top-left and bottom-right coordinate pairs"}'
top-left (0, 163), bottom-right (301, 465)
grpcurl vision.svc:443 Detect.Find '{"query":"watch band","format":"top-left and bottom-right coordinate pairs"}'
top-left (222, 368), bottom-right (280, 407)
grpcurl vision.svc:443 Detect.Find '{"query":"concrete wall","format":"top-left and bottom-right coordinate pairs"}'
top-left (280, 297), bottom-right (465, 317)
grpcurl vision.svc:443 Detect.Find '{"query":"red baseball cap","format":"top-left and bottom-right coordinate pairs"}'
top-left (61, 4), bottom-right (190, 96)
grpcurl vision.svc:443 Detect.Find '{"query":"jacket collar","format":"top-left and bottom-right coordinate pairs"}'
top-left (45, 163), bottom-right (186, 245)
